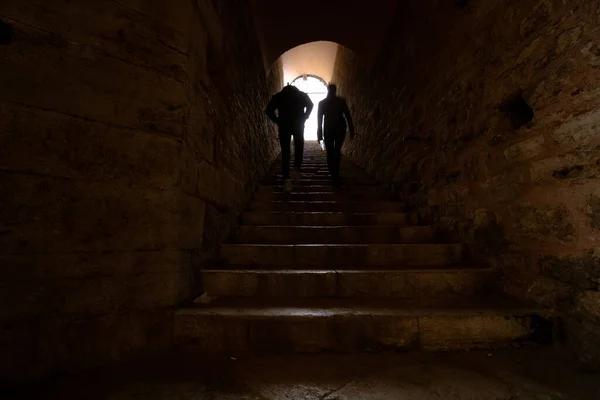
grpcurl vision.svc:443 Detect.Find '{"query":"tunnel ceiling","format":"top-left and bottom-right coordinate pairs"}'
top-left (281, 41), bottom-right (339, 84)
top-left (250, 0), bottom-right (399, 72)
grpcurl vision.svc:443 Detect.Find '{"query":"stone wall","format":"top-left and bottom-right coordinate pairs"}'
top-left (0, 0), bottom-right (279, 382)
top-left (333, 0), bottom-right (600, 367)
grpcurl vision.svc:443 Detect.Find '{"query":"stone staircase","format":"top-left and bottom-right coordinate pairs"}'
top-left (175, 142), bottom-right (554, 353)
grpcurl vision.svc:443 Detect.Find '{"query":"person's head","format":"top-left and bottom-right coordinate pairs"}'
top-left (327, 83), bottom-right (337, 97)
top-left (281, 84), bottom-right (295, 94)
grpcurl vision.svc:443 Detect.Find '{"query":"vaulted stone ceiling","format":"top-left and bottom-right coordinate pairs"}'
top-left (250, 0), bottom-right (399, 77)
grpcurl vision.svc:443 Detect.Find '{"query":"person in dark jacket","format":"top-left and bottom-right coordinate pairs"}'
top-left (317, 84), bottom-right (354, 184)
top-left (265, 84), bottom-right (314, 192)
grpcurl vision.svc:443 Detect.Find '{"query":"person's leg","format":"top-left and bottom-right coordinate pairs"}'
top-left (292, 124), bottom-right (305, 170)
top-left (324, 133), bottom-right (336, 177)
top-left (279, 130), bottom-right (292, 179)
top-left (333, 131), bottom-right (346, 179)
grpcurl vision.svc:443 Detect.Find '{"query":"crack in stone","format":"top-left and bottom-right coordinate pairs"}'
top-left (318, 378), bottom-right (356, 400)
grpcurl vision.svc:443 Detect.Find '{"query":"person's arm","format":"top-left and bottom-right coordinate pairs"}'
top-left (304, 94), bottom-right (314, 120)
top-left (265, 96), bottom-right (279, 124)
top-left (316, 102), bottom-right (324, 142)
top-left (343, 99), bottom-right (355, 137)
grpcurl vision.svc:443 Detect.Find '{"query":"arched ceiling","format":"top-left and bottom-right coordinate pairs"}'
top-left (281, 41), bottom-right (339, 85)
top-left (250, 0), bottom-right (399, 73)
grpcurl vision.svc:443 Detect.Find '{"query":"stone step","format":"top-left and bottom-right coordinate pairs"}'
top-left (202, 268), bottom-right (499, 298)
top-left (241, 212), bottom-right (418, 226)
top-left (249, 201), bottom-right (404, 212)
top-left (257, 185), bottom-right (387, 194)
top-left (269, 167), bottom-right (369, 176)
top-left (271, 173), bottom-right (372, 181)
top-left (263, 178), bottom-right (377, 186)
top-left (219, 244), bottom-right (463, 267)
top-left (235, 226), bottom-right (433, 244)
top-left (270, 162), bottom-right (361, 168)
top-left (174, 298), bottom-right (553, 353)
top-left (254, 191), bottom-right (389, 201)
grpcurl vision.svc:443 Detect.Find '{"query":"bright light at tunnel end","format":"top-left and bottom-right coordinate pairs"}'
top-left (291, 74), bottom-right (328, 141)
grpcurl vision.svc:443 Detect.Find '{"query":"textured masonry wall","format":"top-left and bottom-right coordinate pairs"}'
top-left (0, 0), bottom-right (279, 382)
top-left (333, 0), bottom-right (600, 366)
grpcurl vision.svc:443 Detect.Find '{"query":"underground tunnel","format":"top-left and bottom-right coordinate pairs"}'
top-left (1, 0), bottom-right (600, 397)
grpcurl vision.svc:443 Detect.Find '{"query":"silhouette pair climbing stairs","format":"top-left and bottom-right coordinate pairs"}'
top-left (175, 142), bottom-right (553, 353)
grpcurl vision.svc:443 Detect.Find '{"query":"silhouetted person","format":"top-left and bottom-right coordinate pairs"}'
top-left (266, 84), bottom-right (314, 192)
top-left (317, 84), bottom-right (354, 184)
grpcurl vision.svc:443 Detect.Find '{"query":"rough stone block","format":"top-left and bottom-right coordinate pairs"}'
top-left (514, 204), bottom-right (576, 242)
top-left (0, 251), bottom-right (191, 323)
top-left (124, 273), bottom-right (181, 310)
top-left (564, 316), bottom-right (600, 369)
top-left (551, 109), bottom-right (600, 151)
top-left (0, 174), bottom-right (205, 253)
top-left (0, 280), bottom-right (51, 321)
top-left (186, 88), bottom-right (214, 162)
top-left (0, 250), bottom-right (190, 281)
top-left (178, 147), bottom-right (200, 196)
top-left (483, 169), bottom-right (529, 202)
top-left (525, 277), bottom-right (572, 307)
top-left (0, 320), bottom-right (38, 381)
top-left (0, 22), bottom-right (187, 136)
top-left (419, 315), bottom-right (535, 350)
top-left (112, 310), bottom-right (174, 359)
top-left (504, 135), bottom-right (545, 162)
top-left (59, 315), bottom-right (120, 370)
top-left (116, 0), bottom-right (195, 35)
top-left (1, 0), bottom-right (188, 81)
top-left (576, 291), bottom-right (600, 319)
top-left (56, 277), bottom-right (119, 317)
top-left (186, 11), bottom-right (209, 85)
top-left (540, 254), bottom-right (600, 290)
top-left (530, 153), bottom-right (590, 183)
top-left (587, 194), bottom-right (600, 230)
top-left (0, 101), bottom-right (181, 187)
top-left (218, 170), bottom-right (240, 208)
top-left (194, 0), bottom-right (224, 49)
top-left (196, 161), bottom-right (220, 204)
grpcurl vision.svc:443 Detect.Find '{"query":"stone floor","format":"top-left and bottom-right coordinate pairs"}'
top-left (8, 349), bottom-right (600, 399)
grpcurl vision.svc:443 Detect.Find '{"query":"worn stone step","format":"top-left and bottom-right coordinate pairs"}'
top-left (174, 298), bottom-right (553, 353)
top-left (254, 191), bottom-right (389, 201)
top-left (202, 268), bottom-right (499, 298)
top-left (235, 226), bottom-right (433, 244)
top-left (269, 167), bottom-right (369, 176)
top-left (263, 178), bottom-right (377, 186)
top-left (270, 162), bottom-right (361, 169)
top-left (272, 174), bottom-right (372, 181)
top-left (241, 212), bottom-right (418, 226)
top-left (249, 201), bottom-right (404, 212)
top-left (219, 244), bottom-right (463, 267)
top-left (257, 185), bottom-right (387, 194)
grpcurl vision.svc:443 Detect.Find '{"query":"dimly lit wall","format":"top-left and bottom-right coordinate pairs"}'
top-left (334, 0), bottom-right (600, 367)
top-left (0, 0), bottom-right (279, 382)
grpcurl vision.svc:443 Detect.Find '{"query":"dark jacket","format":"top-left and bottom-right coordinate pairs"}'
top-left (265, 86), bottom-right (314, 130)
top-left (317, 95), bottom-right (354, 141)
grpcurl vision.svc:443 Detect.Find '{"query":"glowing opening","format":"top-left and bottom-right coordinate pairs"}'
top-left (291, 74), bottom-right (327, 141)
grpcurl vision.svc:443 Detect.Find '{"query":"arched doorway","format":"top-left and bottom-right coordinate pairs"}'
top-left (291, 75), bottom-right (328, 140)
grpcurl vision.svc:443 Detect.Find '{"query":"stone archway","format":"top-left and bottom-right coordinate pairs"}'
top-left (290, 74), bottom-right (328, 140)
